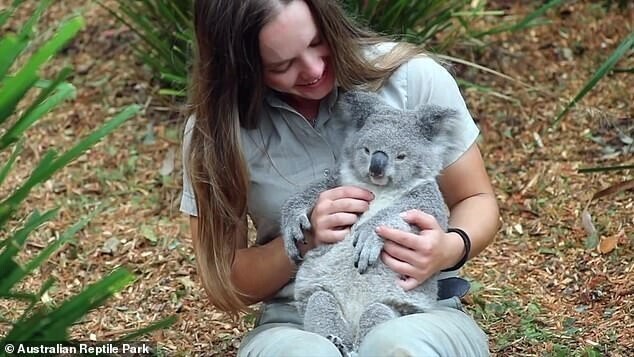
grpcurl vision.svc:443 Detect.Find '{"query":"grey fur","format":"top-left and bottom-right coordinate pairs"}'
top-left (280, 90), bottom-right (462, 355)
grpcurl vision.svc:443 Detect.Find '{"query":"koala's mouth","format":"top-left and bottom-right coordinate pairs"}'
top-left (369, 175), bottom-right (389, 186)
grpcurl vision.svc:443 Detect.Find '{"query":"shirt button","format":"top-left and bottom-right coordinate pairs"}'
top-left (323, 169), bottom-right (329, 177)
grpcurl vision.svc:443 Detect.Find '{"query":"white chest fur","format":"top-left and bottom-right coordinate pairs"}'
top-left (338, 167), bottom-right (431, 228)
top-left (356, 190), bottom-right (398, 226)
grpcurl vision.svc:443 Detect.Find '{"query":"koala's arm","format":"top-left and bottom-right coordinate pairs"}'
top-left (353, 182), bottom-right (447, 273)
top-left (280, 173), bottom-right (340, 263)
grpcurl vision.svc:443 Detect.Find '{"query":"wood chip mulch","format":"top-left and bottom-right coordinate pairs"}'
top-left (1, 0), bottom-right (631, 355)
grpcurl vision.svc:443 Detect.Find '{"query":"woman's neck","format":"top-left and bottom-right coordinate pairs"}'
top-left (283, 94), bottom-right (320, 121)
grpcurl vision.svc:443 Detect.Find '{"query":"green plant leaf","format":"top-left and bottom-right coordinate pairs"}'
top-left (0, 76), bottom-right (75, 151)
top-left (0, 211), bottom-right (94, 292)
top-left (3, 268), bottom-right (135, 342)
top-left (158, 88), bottom-right (187, 97)
top-left (578, 164), bottom-right (634, 173)
top-left (51, 105), bottom-right (140, 172)
top-left (0, 141), bottom-right (22, 187)
top-left (0, 35), bottom-right (28, 80)
top-left (16, 277), bottom-right (57, 322)
top-left (554, 31), bottom-right (634, 126)
top-left (0, 150), bottom-right (57, 227)
top-left (0, 105), bottom-right (138, 225)
top-left (0, 15), bottom-right (84, 126)
top-left (119, 316), bottom-right (177, 341)
top-left (0, 0), bottom-right (25, 28)
top-left (476, 0), bottom-right (564, 37)
top-left (0, 208), bottom-right (59, 293)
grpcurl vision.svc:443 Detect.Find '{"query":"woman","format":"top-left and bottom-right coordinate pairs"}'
top-left (181, 0), bottom-right (499, 355)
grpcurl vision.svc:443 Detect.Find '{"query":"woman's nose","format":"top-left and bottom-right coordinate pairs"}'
top-left (299, 53), bottom-right (324, 79)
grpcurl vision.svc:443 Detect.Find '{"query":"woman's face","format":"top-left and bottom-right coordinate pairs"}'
top-left (259, 0), bottom-right (335, 103)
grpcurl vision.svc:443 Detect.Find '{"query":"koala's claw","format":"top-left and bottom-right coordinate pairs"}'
top-left (353, 227), bottom-right (383, 273)
top-left (282, 213), bottom-right (312, 263)
top-left (298, 214), bottom-right (312, 242)
top-left (327, 335), bottom-right (349, 355)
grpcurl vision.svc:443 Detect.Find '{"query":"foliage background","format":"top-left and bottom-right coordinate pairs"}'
top-left (1, 0), bottom-right (632, 355)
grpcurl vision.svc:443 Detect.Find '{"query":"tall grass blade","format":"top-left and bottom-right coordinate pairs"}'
top-left (0, 105), bottom-right (138, 221)
top-left (0, 142), bottom-right (22, 187)
top-left (0, 16), bottom-right (84, 125)
top-left (0, 79), bottom-right (75, 151)
top-left (51, 104), bottom-right (140, 172)
top-left (553, 32), bottom-right (634, 127)
top-left (0, 151), bottom-right (57, 227)
top-left (0, 212), bottom-right (94, 292)
top-left (476, 0), bottom-right (565, 37)
top-left (0, 35), bottom-right (28, 80)
top-left (0, 208), bottom-right (59, 285)
top-left (18, 0), bottom-right (52, 39)
top-left (435, 54), bottom-right (535, 89)
top-left (0, 0), bottom-right (25, 28)
top-left (578, 164), bottom-right (634, 173)
top-left (16, 278), bottom-right (56, 320)
top-left (3, 268), bottom-right (135, 342)
top-left (119, 316), bottom-right (177, 341)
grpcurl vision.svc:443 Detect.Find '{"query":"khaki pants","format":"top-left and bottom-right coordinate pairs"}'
top-left (238, 297), bottom-right (489, 357)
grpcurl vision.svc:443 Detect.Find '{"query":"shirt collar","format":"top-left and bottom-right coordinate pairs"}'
top-left (263, 87), bottom-right (340, 114)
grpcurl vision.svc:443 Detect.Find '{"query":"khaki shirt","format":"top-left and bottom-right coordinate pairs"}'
top-left (181, 56), bottom-right (479, 242)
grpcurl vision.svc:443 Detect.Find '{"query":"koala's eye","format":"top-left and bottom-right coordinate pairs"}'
top-left (363, 147), bottom-right (370, 155)
top-left (396, 153), bottom-right (406, 160)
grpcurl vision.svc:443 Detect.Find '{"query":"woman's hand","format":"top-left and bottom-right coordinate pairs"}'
top-left (309, 186), bottom-right (373, 247)
top-left (377, 209), bottom-right (465, 291)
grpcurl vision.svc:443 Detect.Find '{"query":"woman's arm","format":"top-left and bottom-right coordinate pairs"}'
top-left (439, 144), bottom-right (499, 262)
top-left (190, 217), bottom-right (296, 304)
top-left (189, 184), bottom-right (374, 305)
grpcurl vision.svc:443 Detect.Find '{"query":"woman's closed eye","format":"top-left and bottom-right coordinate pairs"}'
top-left (309, 36), bottom-right (322, 47)
top-left (269, 60), bottom-right (293, 73)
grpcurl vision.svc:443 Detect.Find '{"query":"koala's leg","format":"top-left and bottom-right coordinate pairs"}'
top-left (357, 302), bottom-right (399, 344)
top-left (303, 290), bottom-right (353, 354)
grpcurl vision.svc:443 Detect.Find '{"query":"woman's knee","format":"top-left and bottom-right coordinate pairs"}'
top-left (357, 309), bottom-right (489, 357)
top-left (239, 326), bottom-right (341, 357)
top-left (357, 318), bottom-right (439, 357)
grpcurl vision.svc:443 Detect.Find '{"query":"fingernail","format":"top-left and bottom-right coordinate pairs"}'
top-left (399, 212), bottom-right (408, 218)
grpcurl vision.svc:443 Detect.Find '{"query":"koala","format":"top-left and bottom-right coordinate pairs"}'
top-left (280, 90), bottom-right (462, 355)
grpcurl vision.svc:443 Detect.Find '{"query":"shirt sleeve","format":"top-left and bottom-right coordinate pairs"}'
top-left (180, 116), bottom-right (198, 216)
top-left (405, 56), bottom-right (479, 167)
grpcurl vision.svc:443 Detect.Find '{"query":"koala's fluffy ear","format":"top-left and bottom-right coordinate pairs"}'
top-left (336, 90), bottom-right (380, 129)
top-left (414, 104), bottom-right (461, 144)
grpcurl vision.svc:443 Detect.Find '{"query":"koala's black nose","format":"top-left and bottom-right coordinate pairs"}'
top-left (369, 151), bottom-right (388, 177)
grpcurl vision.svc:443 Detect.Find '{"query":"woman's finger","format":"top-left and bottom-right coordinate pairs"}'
top-left (376, 226), bottom-right (419, 250)
top-left (318, 228), bottom-right (350, 244)
top-left (382, 240), bottom-right (417, 264)
top-left (381, 251), bottom-right (417, 277)
top-left (322, 212), bottom-right (359, 228)
top-left (330, 197), bottom-right (370, 214)
top-left (401, 210), bottom-right (440, 231)
top-left (319, 186), bottom-right (374, 202)
top-left (397, 276), bottom-right (421, 291)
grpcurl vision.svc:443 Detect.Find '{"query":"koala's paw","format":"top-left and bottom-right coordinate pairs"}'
top-left (352, 225), bottom-right (384, 273)
top-left (327, 335), bottom-right (350, 355)
top-left (282, 213), bottom-right (312, 263)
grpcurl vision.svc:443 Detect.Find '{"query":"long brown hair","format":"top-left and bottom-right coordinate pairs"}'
top-left (188, 0), bottom-right (424, 314)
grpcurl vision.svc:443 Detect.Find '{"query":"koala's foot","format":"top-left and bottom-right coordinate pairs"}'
top-left (281, 213), bottom-right (312, 263)
top-left (352, 225), bottom-right (384, 273)
top-left (327, 334), bottom-right (352, 356)
top-left (358, 302), bottom-right (398, 342)
top-left (303, 291), bottom-right (353, 351)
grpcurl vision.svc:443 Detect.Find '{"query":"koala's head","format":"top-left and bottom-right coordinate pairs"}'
top-left (337, 90), bottom-right (460, 188)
